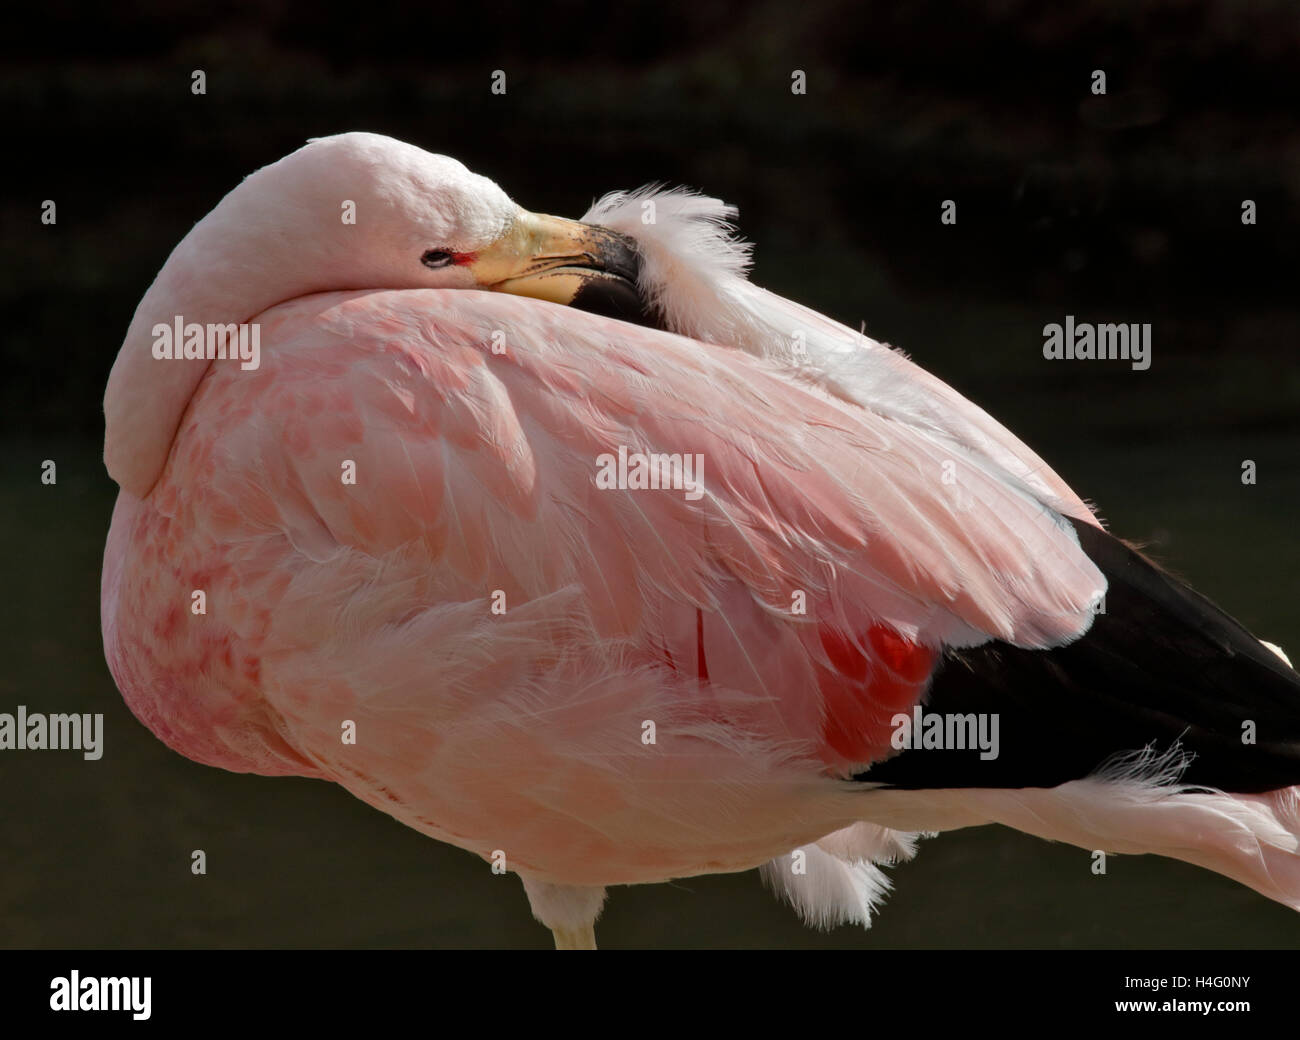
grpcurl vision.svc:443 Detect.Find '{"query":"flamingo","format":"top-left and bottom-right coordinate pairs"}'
top-left (102, 132), bottom-right (1300, 949)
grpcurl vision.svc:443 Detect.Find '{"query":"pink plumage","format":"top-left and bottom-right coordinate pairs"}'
top-left (101, 133), bottom-right (1300, 947)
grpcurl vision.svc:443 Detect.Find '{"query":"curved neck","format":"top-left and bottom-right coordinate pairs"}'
top-left (107, 265), bottom-right (261, 496)
top-left (103, 156), bottom-right (359, 497)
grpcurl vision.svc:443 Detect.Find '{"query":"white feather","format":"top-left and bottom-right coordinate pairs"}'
top-left (855, 762), bottom-right (1300, 911)
top-left (585, 184), bottom-right (1097, 520)
top-left (520, 877), bottom-right (608, 933)
top-left (760, 823), bottom-right (926, 929)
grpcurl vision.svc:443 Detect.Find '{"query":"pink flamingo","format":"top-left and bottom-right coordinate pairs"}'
top-left (102, 133), bottom-right (1300, 948)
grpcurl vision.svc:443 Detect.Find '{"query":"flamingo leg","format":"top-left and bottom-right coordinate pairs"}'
top-left (551, 925), bottom-right (597, 950)
top-left (522, 877), bottom-right (606, 951)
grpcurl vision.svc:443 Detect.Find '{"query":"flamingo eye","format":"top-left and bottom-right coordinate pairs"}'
top-left (421, 250), bottom-right (454, 269)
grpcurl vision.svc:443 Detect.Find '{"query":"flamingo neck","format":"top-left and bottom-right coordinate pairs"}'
top-left (103, 161), bottom-right (346, 497)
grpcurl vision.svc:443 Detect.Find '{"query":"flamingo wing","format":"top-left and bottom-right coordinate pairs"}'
top-left (205, 287), bottom-right (1103, 645)
top-left (742, 281), bottom-right (1100, 522)
top-left (117, 287), bottom-right (1105, 880)
top-left (579, 186), bottom-right (1099, 523)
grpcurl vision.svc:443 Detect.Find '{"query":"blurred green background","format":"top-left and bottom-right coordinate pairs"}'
top-left (3, 0), bottom-right (1299, 947)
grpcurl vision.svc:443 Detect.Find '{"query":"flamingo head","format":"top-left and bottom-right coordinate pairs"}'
top-left (104, 132), bottom-right (657, 496)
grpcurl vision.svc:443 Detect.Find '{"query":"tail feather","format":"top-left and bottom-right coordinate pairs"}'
top-left (859, 517), bottom-right (1300, 792)
top-left (988, 782), bottom-right (1299, 911)
top-left (855, 774), bottom-right (1300, 912)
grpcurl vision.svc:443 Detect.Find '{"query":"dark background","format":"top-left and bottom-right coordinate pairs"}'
top-left (3, 0), bottom-right (1299, 948)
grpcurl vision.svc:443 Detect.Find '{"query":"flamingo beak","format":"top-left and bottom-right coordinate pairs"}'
top-left (471, 210), bottom-right (656, 325)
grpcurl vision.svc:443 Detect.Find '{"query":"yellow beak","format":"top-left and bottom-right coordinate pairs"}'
top-left (471, 210), bottom-right (651, 323)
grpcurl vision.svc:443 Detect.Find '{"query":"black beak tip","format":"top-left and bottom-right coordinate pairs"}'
top-left (568, 228), bottom-right (666, 330)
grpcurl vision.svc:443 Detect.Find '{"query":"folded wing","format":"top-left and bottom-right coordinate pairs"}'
top-left (183, 289), bottom-right (1103, 780)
